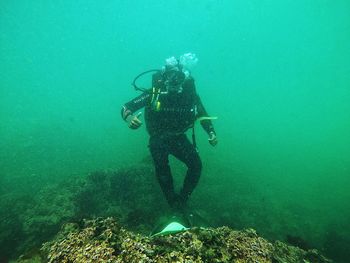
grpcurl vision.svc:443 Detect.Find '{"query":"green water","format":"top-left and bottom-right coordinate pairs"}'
top-left (1, 0), bottom-right (349, 261)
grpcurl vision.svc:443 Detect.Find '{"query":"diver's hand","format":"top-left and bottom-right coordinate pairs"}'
top-left (208, 132), bottom-right (218, 146)
top-left (127, 112), bottom-right (142, 129)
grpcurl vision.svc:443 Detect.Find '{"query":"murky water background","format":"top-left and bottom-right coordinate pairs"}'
top-left (1, 1), bottom-right (349, 261)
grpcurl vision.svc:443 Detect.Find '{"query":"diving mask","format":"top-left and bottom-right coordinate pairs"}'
top-left (163, 68), bottom-right (185, 93)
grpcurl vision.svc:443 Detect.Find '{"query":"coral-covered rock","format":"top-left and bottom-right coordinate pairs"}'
top-left (40, 217), bottom-right (332, 263)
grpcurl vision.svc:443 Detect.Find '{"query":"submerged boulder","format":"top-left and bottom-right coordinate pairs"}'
top-left (26, 217), bottom-right (331, 263)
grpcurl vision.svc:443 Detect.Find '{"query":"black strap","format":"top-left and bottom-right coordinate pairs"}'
top-left (192, 126), bottom-right (197, 150)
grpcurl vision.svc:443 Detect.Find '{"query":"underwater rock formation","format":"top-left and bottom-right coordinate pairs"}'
top-left (20, 217), bottom-right (331, 263)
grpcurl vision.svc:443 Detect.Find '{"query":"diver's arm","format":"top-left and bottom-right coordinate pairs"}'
top-left (196, 95), bottom-right (216, 135)
top-left (121, 92), bottom-right (150, 129)
top-left (121, 92), bottom-right (150, 121)
top-left (196, 94), bottom-right (218, 146)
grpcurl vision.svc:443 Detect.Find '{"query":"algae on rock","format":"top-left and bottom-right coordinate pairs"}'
top-left (38, 217), bottom-right (331, 263)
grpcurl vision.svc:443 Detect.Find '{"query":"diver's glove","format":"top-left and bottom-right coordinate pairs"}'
top-left (208, 131), bottom-right (218, 146)
top-left (126, 112), bottom-right (142, 129)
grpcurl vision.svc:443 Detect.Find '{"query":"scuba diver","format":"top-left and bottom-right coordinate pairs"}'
top-left (121, 53), bottom-right (217, 216)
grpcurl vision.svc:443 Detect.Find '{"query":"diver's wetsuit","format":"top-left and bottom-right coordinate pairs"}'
top-left (121, 72), bottom-right (216, 209)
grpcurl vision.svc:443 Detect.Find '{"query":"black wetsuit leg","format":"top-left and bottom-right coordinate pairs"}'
top-left (169, 134), bottom-right (202, 204)
top-left (149, 136), bottom-right (177, 207)
top-left (149, 134), bottom-right (202, 208)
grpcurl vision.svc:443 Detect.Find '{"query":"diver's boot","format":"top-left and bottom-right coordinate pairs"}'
top-left (168, 194), bottom-right (193, 227)
top-left (171, 194), bottom-right (195, 227)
